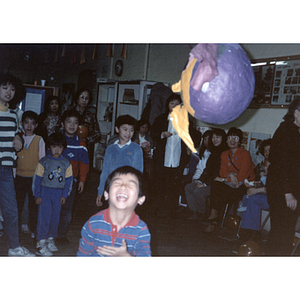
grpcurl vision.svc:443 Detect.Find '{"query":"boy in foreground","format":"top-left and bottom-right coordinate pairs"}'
top-left (78, 166), bottom-right (151, 256)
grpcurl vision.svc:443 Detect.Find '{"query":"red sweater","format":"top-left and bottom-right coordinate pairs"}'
top-left (219, 147), bottom-right (255, 183)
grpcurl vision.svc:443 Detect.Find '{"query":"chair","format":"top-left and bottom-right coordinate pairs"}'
top-left (218, 203), bottom-right (240, 241)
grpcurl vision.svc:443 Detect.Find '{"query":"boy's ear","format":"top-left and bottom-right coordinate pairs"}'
top-left (103, 191), bottom-right (109, 201)
top-left (61, 122), bottom-right (64, 128)
top-left (137, 195), bottom-right (145, 206)
top-left (115, 126), bottom-right (119, 133)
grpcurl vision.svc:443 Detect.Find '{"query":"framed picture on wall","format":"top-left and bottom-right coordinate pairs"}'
top-left (249, 55), bottom-right (300, 108)
top-left (249, 63), bottom-right (275, 107)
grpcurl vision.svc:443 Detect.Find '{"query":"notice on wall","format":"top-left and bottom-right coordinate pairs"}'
top-left (24, 92), bottom-right (43, 115)
top-left (272, 59), bottom-right (300, 106)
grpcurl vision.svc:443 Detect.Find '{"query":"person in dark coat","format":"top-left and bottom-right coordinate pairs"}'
top-left (267, 98), bottom-right (300, 255)
top-left (151, 93), bottom-right (189, 217)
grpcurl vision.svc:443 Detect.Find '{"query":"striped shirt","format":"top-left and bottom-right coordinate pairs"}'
top-left (77, 208), bottom-right (151, 257)
top-left (0, 104), bottom-right (19, 167)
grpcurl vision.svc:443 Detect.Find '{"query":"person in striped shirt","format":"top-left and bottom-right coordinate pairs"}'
top-left (78, 166), bottom-right (151, 256)
top-left (0, 72), bottom-right (35, 256)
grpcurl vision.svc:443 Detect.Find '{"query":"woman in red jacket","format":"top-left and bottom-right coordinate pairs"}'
top-left (204, 127), bottom-right (255, 233)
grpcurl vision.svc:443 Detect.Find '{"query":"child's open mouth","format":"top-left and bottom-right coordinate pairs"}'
top-left (116, 194), bottom-right (128, 201)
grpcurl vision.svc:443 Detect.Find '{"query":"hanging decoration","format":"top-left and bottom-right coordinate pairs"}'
top-left (61, 45), bottom-right (66, 57)
top-left (54, 46), bottom-right (59, 63)
top-left (171, 43), bottom-right (255, 154)
top-left (121, 44), bottom-right (127, 59)
top-left (106, 44), bottom-right (113, 57)
top-left (80, 45), bottom-right (86, 64)
top-left (92, 44), bottom-right (97, 60)
top-left (71, 46), bottom-right (76, 66)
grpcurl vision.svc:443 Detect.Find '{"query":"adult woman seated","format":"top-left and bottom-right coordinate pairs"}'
top-left (204, 127), bottom-right (255, 233)
top-left (185, 128), bottom-right (227, 219)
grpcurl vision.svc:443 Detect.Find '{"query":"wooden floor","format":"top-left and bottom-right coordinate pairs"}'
top-left (0, 169), bottom-right (298, 257)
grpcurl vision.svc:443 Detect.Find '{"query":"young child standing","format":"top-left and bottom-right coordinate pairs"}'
top-left (56, 109), bottom-right (89, 244)
top-left (78, 166), bottom-right (151, 256)
top-left (0, 72), bottom-right (35, 256)
top-left (15, 111), bottom-right (46, 238)
top-left (96, 114), bottom-right (143, 207)
top-left (32, 132), bottom-right (73, 256)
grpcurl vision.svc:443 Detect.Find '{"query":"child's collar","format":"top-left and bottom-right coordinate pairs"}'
top-left (0, 102), bottom-right (9, 112)
top-left (103, 208), bottom-right (139, 228)
top-left (114, 139), bottom-right (131, 148)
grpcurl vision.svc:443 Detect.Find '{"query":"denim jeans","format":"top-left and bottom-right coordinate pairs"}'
top-left (0, 166), bottom-right (20, 249)
top-left (15, 175), bottom-right (38, 234)
top-left (57, 179), bottom-right (78, 238)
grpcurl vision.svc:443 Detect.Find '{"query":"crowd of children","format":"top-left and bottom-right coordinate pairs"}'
top-left (0, 72), bottom-right (151, 257)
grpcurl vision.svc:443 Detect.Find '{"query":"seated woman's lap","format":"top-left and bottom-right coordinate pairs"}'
top-left (210, 181), bottom-right (247, 212)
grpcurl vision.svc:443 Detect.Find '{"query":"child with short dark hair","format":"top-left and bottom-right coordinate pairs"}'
top-left (96, 114), bottom-right (143, 207)
top-left (56, 109), bottom-right (89, 244)
top-left (78, 166), bottom-right (151, 256)
top-left (32, 132), bottom-right (73, 256)
top-left (15, 110), bottom-right (46, 238)
top-left (0, 72), bottom-right (35, 256)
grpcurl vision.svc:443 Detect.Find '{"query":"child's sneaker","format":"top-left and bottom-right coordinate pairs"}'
top-left (36, 239), bottom-right (53, 256)
top-left (46, 237), bottom-right (58, 252)
top-left (8, 246), bottom-right (35, 257)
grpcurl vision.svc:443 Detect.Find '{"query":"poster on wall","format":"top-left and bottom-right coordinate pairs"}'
top-left (21, 88), bottom-right (45, 115)
top-left (271, 59), bottom-right (300, 106)
top-left (249, 64), bottom-right (275, 107)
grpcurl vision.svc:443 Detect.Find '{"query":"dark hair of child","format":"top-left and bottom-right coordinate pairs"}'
top-left (104, 166), bottom-right (144, 198)
top-left (43, 95), bottom-right (62, 115)
top-left (73, 88), bottom-right (93, 105)
top-left (0, 72), bottom-right (26, 108)
top-left (61, 108), bottom-right (81, 123)
top-left (22, 110), bottom-right (38, 124)
top-left (47, 132), bottom-right (67, 150)
top-left (115, 114), bottom-right (137, 129)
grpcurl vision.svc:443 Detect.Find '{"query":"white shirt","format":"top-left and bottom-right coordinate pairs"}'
top-left (114, 139), bottom-right (131, 148)
top-left (164, 116), bottom-right (181, 168)
top-left (192, 149), bottom-right (211, 180)
top-left (139, 133), bottom-right (147, 145)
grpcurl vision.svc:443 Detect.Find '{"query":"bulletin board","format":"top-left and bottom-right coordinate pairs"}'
top-left (249, 55), bottom-right (300, 108)
top-left (21, 85), bottom-right (57, 114)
